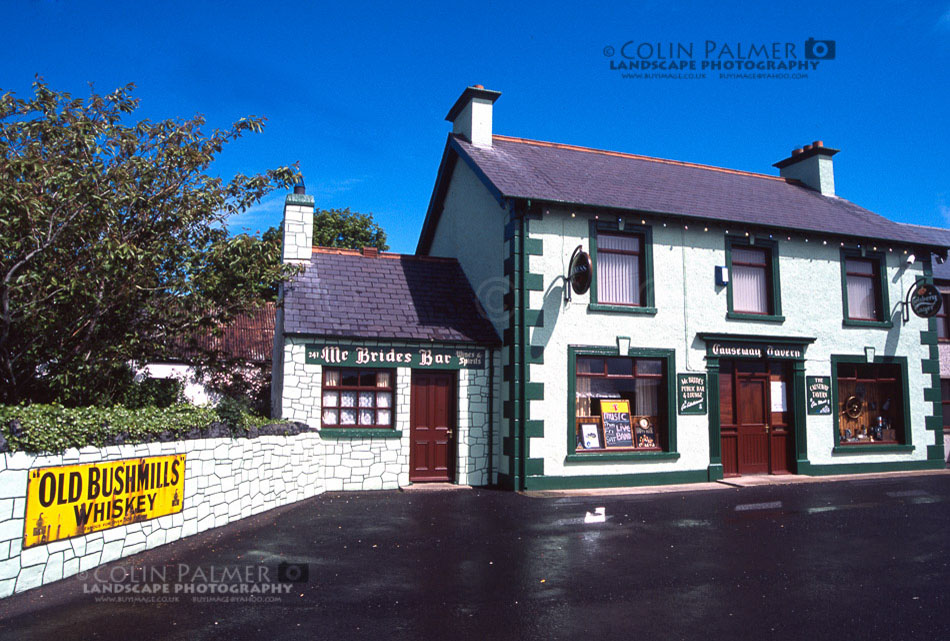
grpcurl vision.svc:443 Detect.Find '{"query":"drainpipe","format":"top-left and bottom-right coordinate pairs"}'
top-left (487, 347), bottom-right (494, 485)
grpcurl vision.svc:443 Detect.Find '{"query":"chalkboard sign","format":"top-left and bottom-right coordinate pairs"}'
top-left (806, 376), bottom-right (832, 415)
top-left (599, 400), bottom-right (634, 448)
top-left (677, 373), bottom-right (707, 415)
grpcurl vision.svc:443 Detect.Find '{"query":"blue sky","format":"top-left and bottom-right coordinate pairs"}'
top-left (3, 0), bottom-right (949, 253)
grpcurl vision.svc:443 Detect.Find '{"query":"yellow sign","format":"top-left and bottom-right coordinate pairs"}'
top-left (600, 400), bottom-right (630, 414)
top-left (24, 454), bottom-right (186, 549)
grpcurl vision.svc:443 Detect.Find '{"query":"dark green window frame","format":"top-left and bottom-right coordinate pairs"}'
top-left (839, 248), bottom-right (893, 328)
top-left (566, 344), bottom-right (678, 462)
top-left (830, 354), bottom-right (914, 454)
top-left (588, 220), bottom-right (656, 315)
top-left (724, 236), bottom-right (784, 323)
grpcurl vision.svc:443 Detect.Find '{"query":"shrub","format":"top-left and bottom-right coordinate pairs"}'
top-left (0, 404), bottom-right (300, 454)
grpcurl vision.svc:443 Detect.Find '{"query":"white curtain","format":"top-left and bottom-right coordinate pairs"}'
top-left (732, 248), bottom-right (767, 313)
top-left (598, 234), bottom-right (640, 305)
top-left (635, 378), bottom-right (659, 416)
top-left (846, 260), bottom-right (876, 319)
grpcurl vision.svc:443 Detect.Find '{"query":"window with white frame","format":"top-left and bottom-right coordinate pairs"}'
top-left (596, 233), bottom-right (643, 306)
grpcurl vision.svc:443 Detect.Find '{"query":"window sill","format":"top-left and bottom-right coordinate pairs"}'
top-left (566, 451), bottom-right (680, 463)
top-left (588, 303), bottom-right (657, 315)
top-left (318, 428), bottom-right (403, 439)
top-left (842, 319), bottom-right (893, 329)
top-left (726, 311), bottom-right (785, 323)
top-left (832, 444), bottom-right (914, 454)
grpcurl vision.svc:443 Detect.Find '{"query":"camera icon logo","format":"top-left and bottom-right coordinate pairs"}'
top-left (804, 38), bottom-right (836, 60)
top-left (277, 561), bottom-right (310, 583)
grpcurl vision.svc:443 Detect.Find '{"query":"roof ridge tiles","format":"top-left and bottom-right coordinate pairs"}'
top-left (311, 246), bottom-right (459, 262)
top-left (491, 134), bottom-right (789, 182)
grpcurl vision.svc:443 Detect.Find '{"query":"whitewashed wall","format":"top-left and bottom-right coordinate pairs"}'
top-left (0, 433), bottom-right (323, 598)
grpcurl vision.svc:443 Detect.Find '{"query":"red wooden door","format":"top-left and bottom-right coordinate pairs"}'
top-left (410, 371), bottom-right (455, 482)
top-left (736, 373), bottom-right (770, 475)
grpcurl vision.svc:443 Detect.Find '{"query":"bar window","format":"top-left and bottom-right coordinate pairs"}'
top-left (322, 368), bottom-right (394, 428)
top-left (596, 233), bottom-right (644, 306)
top-left (844, 257), bottom-right (883, 321)
top-left (732, 247), bottom-right (771, 314)
top-left (835, 362), bottom-right (904, 444)
top-left (936, 292), bottom-right (949, 340)
top-left (574, 355), bottom-right (666, 452)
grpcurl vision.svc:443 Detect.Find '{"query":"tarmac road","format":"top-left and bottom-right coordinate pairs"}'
top-left (1, 473), bottom-right (949, 641)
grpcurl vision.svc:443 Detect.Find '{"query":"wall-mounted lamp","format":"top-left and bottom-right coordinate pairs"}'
top-left (905, 253), bottom-right (916, 265)
top-left (617, 336), bottom-right (631, 355)
top-left (715, 266), bottom-right (730, 286)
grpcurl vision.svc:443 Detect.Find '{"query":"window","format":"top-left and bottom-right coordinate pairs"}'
top-left (840, 249), bottom-right (890, 325)
top-left (597, 233), bottom-right (643, 306)
top-left (942, 379), bottom-right (950, 431)
top-left (936, 292), bottom-right (950, 340)
top-left (725, 238), bottom-right (782, 321)
top-left (573, 353), bottom-right (670, 453)
top-left (321, 368), bottom-right (394, 428)
top-left (589, 222), bottom-right (655, 314)
top-left (834, 360), bottom-right (908, 446)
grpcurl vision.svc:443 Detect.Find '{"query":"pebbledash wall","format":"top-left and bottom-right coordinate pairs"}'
top-left (276, 336), bottom-right (502, 489)
top-left (0, 433), bottom-right (323, 598)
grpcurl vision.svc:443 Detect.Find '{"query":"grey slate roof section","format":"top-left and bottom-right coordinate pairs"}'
top-left (283, 251), bottom-right (500, 345)
top-left (451, 134), bottom-right (949, 248)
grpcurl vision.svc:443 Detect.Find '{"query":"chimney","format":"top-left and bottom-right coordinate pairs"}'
top-left (773, 140), bottom-right (840, 196)
top-left (445, 84), bottom-right (501, 148)
top-left (361, 246), bottom-right (378, 258)
top-left (281, 184), bottom-right (314, 264)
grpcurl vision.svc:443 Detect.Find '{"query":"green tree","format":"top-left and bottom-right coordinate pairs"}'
top-left (0, 79), bottom-right (301, 405)
top-left (312, 208), bottom-right (389, 250)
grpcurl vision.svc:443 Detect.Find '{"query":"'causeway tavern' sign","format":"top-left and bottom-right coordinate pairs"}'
top-left (306, 344), bottom-right (485, 369)
top-left (806, 376), bottom-right (832, 415)
top-left (708, 342), bottom-right (804, 360)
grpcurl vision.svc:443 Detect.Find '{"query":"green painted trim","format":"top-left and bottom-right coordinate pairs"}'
top-left (839, 248), bottom-right (891, 324)
top-left (800, 459), bottom-right (942, 476)
top-left (832, 444), bottom-right (915, 454)
top-left (928, 444), bottom-right (946, 461)
top-left (525, 273), bottom-right (544, 291)
top-left (706, 357), bottom-right (722, 466)
top-left (589, 220), bottom-right (655, 310)
top-left (524, 469), bottom-right (708, 490)
top-left (697, 332), bottom-right (816, 346)
top-left (842, 319), bottom-right (894, 329)
top-left (525, 458), bottom-right (544, 476)
top-left (495, 472), bottom-right (513, 490)
top-left (924, 387), bottom-right (941, 403)
top-left (926, 416), bottom-right (943, 431)
top-left (726, 312), bottom-right (786, 323)
top-left (588, 303), bottom-right (658, 315)
top-left (525, 238), bottom-right (544, 255)
top-left (565, 452), bottom-right (681, 463)
top-left (725, 236), bottom-right (783, 318)
top-left (525, 420), bottom-right (545, 438)
top-left (922, 359), bottom-right (940, 375)
top-left (285, 193), bottom-right (315, 206)
top-left (830, 354), bottom-right (913, 448)
top-left (707, 464), bottom-right (724, 481)
top-left (525, 309), bottom-right (544, 327)
top-left (528, 345), bottom-right (545, 364)
top-left (567, 344), bottom-right (678, 456)
top-left (525, 382), bottom-right (544, 401)
top-left (920, 330), bottom-right (938, 345)
top-left (318, 429), bottom-right (403, 439)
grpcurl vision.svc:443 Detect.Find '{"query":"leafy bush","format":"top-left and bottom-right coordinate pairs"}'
top-left (0, 403), bottom-right (299, 454)
top-left (121, 377), bottom-right (184, 409)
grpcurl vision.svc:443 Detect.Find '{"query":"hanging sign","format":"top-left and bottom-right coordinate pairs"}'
top-left (909, 283), bottom-right (942, 318)
top-left (806, 376), bottom-right (832, 415)
top-left (677, 373), bottom-right (707, 415)
top-left (23, 455), bottom-right (186, 549)
top-left (568, 248), bottom-right (592, 295)
top-left (599, 400), bottom-right (634, 447)
top-left (306, 344), bottom-right (485, 369)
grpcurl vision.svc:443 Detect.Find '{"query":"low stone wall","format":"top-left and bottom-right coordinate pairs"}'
top-left (0, 433), bottom-right (323, 598)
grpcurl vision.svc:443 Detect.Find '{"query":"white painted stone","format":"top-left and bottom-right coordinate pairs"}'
top-left (63, 557), bottom-right (79, 578)
top-left (145, 530), bottom-right (166, 550)
top-left (0, 470), bottom-right (27, 499)
top-left (100, 540), bottom-right (124, 564)
top-left (43, 552), bottom-right (64, 583)
top-left (0, 557), bottom-right (19, 580)
top-left (0, 578), bottom-right (15, 598)
top-left (0, 519), bottom-right (23, 543)
top-left (4, 452), bottom-right (35, 471)
top-left (79, 552), bottom-right (102, 572)
top-left (19, 544), bottom-right (48, 567)
top-left (15, 563), bottom-right (44, 592)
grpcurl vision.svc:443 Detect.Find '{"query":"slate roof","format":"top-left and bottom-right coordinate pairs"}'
top-left (283, 248), bottom-right (500, 345)
top-left (418, 133), bottom-right (949, 252)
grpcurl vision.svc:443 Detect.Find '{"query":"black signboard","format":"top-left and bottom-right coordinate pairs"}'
top-left (909, 283), bottom-right (942, 319)
top-left (806, 376), bottom-right (832, 415)
top-left (569, 248), bottom-right (592, 295)
top-left (677, 373), bottom-right (707, 415)
top-left (599, 400), bottom-right (634, 448)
